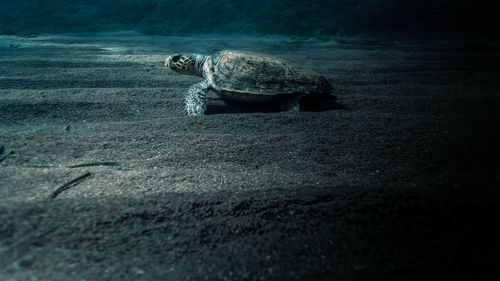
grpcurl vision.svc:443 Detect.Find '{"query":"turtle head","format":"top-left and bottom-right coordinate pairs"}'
top-left (165, 54), bottom-right (207, 78)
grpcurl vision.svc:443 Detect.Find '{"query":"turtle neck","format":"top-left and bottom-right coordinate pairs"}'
top-left (195, 54), bottom-right (208, 78)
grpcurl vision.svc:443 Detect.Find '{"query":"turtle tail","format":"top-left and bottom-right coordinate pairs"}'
top-left (320, 76), bottom-right (335, 98)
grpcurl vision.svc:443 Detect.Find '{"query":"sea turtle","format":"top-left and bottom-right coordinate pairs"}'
top-left (165, 50), bottom-right (334, 116)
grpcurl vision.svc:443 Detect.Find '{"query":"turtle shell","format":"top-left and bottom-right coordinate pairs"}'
top-left (204, 50), bottom-right (332, 102)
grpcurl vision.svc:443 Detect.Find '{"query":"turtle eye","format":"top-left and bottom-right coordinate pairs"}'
top-left (172, 55), bottom-right (181, 63)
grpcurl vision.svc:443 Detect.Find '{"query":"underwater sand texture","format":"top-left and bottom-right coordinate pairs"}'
top-left (1, 33), bottom-right (499, 280)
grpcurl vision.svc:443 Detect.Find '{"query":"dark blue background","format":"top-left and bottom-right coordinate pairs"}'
top-left (0, 0), bottom-right (496, 38)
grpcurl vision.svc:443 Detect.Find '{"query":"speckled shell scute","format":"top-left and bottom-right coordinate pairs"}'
top-left (204, 50), bottom-right (332, 97)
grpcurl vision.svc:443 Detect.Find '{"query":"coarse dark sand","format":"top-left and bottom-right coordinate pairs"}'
top-left (1, 33), bottom-right (499, 280)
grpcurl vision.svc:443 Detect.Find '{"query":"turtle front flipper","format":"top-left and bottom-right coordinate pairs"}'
top-left (184, 80), bottom-right (211, 116)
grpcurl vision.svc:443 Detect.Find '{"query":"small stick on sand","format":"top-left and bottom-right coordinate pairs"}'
top-left (25, 165), bottom-right (55, 168)
top-left (68, 162), bottom-right (119, 168)
top-left (0, 149), bottom-right (14, 164)
top-left (48, 172), bottom-right (91, 199)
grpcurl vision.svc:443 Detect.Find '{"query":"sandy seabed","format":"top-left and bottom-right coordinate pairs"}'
top-left (0, 33), bottom-right (499, 280)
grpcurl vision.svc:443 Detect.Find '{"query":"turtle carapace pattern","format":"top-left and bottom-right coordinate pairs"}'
top-left (165, 50), bottom-right (334, 116)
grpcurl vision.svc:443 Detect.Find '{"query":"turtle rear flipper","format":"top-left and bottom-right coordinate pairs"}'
top-left (279, 95), bottom-right (300, 112)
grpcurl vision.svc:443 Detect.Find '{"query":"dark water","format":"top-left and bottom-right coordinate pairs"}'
top-left (0, 0), bottom-right (496, 38)
top-left (1, 1), bottom-right (500, 280)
